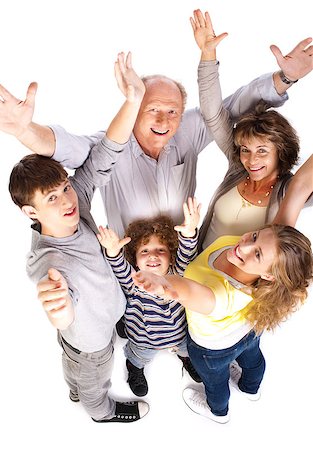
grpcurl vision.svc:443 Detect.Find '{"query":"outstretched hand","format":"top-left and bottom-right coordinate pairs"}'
top-left (0, 82), bottom-right (37, 137)
top-left (174, 197), bottom-right (201, 238)
top-left (37, 268), bottom-right (70, 320)
top-left (114, 52), bottom-right (146, 104)
top-left (97, 225), bottom-right (131, 257)
top-left (190, 9), bottom-right (228, 58)
top-left (270, 37), bottom-right (313, 81)
top-left (132, 271), bottom-right (178, 302)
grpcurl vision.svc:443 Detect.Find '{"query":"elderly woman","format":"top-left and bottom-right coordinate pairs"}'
top-left (190, 9), bottom-right (313, 250)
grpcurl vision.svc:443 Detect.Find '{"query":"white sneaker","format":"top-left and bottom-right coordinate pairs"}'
top-left (182, 387), bottom-right (229, 424)
top-left (229, 361), bottom-right (261, 401)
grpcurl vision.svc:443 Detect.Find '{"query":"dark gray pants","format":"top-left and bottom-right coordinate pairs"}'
top-left (58, 333), bottom-right (116, 420)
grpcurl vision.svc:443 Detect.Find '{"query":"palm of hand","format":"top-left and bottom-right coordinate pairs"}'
top-left (123, 69), bottom-right (145, 102)
top-left (0, 98), bottom-right (33, 135)
top-left (281, 51), bottom-right (312, 80)
top-left (194, 28), bottom-right (216, 52)
top-left (103, 235), bottom-right (121, 252)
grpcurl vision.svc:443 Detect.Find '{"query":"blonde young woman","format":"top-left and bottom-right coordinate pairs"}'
top-left (190, 9), bottom-right (313, 250)
top-left (132, 223), bottom-right (313, 423)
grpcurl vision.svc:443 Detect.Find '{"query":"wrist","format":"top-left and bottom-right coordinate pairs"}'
top-left (15, 122), bottom-right (34, 141)
top-left (105, 248), bottom-right (120, 258)
top-left (126, 95), bottom-right (144, 107)
top-left (180, 229), bottom-right (197, 239)
top-left (200, 49), bottom-right (216, 62)
top-left (278, 70), bottom-right (298, 85)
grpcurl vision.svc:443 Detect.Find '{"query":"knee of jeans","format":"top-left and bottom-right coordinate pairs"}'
top-left (124, 342), bottom-right (151, 366)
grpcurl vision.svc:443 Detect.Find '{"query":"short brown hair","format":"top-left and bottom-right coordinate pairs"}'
top-left (9, 154), bottom-right (68, 208)
top-left (125, 215), bottom-right (178, 268)
top-left (233, 102), bottom-right (299, 175)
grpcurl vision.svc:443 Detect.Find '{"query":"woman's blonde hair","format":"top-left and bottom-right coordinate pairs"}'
top-left (244, 224), bottom-right (313, 334)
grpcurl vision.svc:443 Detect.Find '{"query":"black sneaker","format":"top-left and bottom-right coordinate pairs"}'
top-left (177, 355), bottom-right (202, 383)
top-left (116, 316), bottom-right (127, 339)
top-left (126, 359), bottom-right (148, 396)
top-left (92, 401), bottom-right (149, 423)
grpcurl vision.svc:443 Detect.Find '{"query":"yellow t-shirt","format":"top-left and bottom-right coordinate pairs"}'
top-left (184, 235), bottom-right (253, 349)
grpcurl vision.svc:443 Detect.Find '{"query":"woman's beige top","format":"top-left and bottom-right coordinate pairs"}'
top-left (203, 186), bottom-right (267, 248)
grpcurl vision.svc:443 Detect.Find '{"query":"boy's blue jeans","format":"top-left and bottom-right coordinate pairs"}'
top-left (187, 331), bottom-right (265, 417)
top-left (124, 337), bottom-right (188, 369)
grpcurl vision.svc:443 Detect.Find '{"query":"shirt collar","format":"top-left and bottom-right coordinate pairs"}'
top-left (130, 133), bottom-right (176, 159)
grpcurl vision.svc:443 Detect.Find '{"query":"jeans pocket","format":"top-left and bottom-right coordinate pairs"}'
top-left (202, 347), bottom-right (238, 370)
top-left (62, 346), bottom-right (80, 365)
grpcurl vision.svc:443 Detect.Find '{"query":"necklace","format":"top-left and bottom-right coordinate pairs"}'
top-left (241, 176), bottom-right (278, 205)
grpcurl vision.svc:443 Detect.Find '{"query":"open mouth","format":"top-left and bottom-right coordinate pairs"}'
top-left (249, 166), bottom-right (265, 172)
top-left (234, 245), bottom-right (244, 262)
top-left (146, 262), bottom-right (161, 268)
top-left (150, 128), bottom-right (169, 136)
top-left (64, 207), bottom-right (76, 217)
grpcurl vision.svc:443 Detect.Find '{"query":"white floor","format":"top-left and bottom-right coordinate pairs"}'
top-left (1, 237), bottom-right (312, 450)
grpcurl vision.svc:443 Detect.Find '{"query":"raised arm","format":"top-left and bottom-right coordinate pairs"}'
top-left (72, 53), bottom-right (145, 200)
top-left (192, 9), bottom-right (313, 160)
top-left (106, 52), bottom-right (145, 144)
top-left (132, 271), bottom-right (216, 315)
top-left (173, 197), bottom-right (200, 275)
top-left (0, 82), bottom-right (55, 156)
top-left (273, 154), bottom-right (313, 226)
top-left (191, 9), bottom-right (234, 159)
top-left (174, 197), bottom-right (201, 238)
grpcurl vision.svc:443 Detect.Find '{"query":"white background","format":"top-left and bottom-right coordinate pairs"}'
top-left (0, 1), bottom-right (312, 449)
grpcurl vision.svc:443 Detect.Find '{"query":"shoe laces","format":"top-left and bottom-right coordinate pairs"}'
top-left (189, 390), bottom-right (206, 408)
top-left (129, 369), bottom-right (146, 387)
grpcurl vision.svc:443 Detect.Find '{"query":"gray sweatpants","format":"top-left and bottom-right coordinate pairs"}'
top-left (58, 332), bottom-right (116, 421)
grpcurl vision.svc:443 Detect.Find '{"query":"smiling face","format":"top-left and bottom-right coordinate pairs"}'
top-left (133, 77), bottom-right (184, 159)
top-left (239, 137), bottom-right (279, 182)
top-left (227, 228), bottom-right (278, 280)
top-left (135, 234), bottom-right (171, 276)
top-left (24, 179), bottom-right (79, 238)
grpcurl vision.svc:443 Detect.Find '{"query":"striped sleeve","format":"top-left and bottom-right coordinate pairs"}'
top-left (105, 251), bottom-right (134, 294)
top-left (174, 231), bottom-right (199, 276)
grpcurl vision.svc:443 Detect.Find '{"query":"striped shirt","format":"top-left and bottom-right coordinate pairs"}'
top-left (106, 232), bottom-right (198, 349)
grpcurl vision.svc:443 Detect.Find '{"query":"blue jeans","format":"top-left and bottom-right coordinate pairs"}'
top-left (187, 331), bottom-right (265, 416)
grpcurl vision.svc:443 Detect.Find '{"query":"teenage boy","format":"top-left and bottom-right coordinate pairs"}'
top-left (8, 53), bottom-right (149, 423)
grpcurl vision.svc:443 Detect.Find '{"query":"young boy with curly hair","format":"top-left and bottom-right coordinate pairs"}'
top-left (97, 198), bottom-right (202, 396)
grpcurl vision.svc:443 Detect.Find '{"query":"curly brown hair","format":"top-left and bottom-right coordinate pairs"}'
top-left (233, 101), bottom-right (299, 175)
top-left (244, 224), bottom-right (313, 334)
top-left (125, 215), bottom-right (178, 269)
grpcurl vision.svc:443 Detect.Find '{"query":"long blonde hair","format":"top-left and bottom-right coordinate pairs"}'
top-left (244, 224), bottom-right (313, 334)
